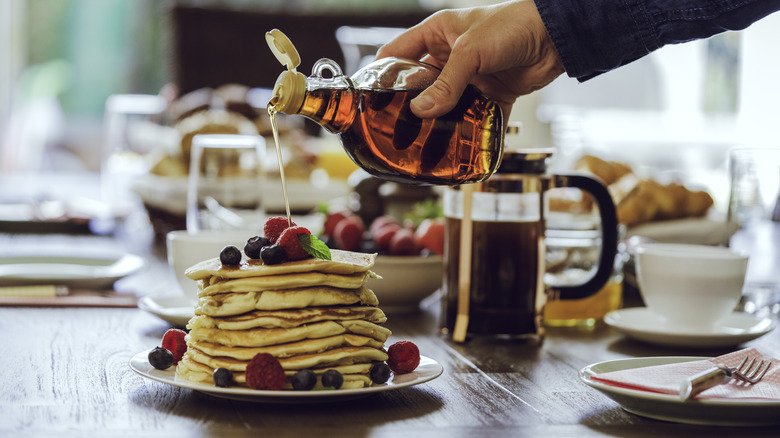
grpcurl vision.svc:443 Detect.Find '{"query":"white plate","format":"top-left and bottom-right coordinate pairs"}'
top-left (138, 295), bottom-right (195, 328)
top-left (129, 350), bottom-right (443, 403)
top-left (0, 254), bottom-right (145, 289)
top-left (580, 356), bottom-right (780, 425)
top-left (604, 307), bottom-right (775, 348)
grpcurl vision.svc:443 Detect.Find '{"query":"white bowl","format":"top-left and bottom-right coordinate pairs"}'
top-left (166, 230), bottom-right (252, 301)
top-left (367, 255), bottom-right (443, 312)
top-left (636, 243), bottom-right (748, 331)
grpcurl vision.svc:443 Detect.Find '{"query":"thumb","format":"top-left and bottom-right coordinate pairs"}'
top-left (410, 58), bottom-right (473, 119)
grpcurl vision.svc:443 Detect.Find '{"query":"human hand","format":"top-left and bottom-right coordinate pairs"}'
top-left (376, 0), bottom-right (564, 121)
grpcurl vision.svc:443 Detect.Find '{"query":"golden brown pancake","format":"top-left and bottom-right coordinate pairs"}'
top-left (188, 319), bottom-right (391, 347)
top-left (185, 249), bottom-right (376, 281)
top-left (185, 344), bottom-right (388, 371)
top-left (190, 334), bottom-right (385, 360)
top-left (195, 286), bottom-right (379, 316)
top-left (187, 306), bottom-right (387, 330)
top-left (197, 271), bottom-right (378, 297)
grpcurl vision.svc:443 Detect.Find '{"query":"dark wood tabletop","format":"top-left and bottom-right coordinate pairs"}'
top-left (2, 228), bottom-right (780, 438)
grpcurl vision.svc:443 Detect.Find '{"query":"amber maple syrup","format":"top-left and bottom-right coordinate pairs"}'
top-left (267, 105), bottom-right (293, 226)
top-left (292, 85), bottom-right (503, 185)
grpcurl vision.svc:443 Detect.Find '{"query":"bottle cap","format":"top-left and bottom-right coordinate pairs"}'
top-left (266, 29), bottom-right (306, 114)
top-left (266, 29), bottom-right (300, 71)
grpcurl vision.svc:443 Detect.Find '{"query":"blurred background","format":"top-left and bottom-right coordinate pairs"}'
top-left (1, 0), bottom-right (779, 221)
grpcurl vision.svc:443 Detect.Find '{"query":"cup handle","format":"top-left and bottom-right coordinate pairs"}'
top-left (550, 172), bottom-right (619, 300)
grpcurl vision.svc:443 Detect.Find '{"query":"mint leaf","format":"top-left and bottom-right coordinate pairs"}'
top-left (298, 234), bottom-right (332, 260)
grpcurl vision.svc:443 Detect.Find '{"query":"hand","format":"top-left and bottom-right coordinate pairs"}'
top-left (376, 0), bottom-right (564, 121)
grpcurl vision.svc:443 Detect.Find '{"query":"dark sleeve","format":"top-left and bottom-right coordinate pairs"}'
top-left (534, 0), bottom-right (780, 80)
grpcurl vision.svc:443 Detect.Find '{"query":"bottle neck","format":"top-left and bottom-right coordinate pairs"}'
top-left (296, 87), bottom-right (357, 134)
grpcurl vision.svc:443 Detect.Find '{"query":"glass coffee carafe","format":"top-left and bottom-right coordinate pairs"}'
top-left (442, 149), bottom-right (619, 342)
top-left (265, 29), bottom-right (504, 185)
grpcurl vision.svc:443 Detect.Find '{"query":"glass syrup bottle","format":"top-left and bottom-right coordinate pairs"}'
top-left (265, 29), bottom-right (504, 186)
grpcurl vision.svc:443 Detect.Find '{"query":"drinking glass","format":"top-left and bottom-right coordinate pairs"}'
top-left (186, 134), bottom-right (265, 233)
top-left (725, 147), bottom-right (780, 316)
top-left (101, 94), bottom-right (166, 208)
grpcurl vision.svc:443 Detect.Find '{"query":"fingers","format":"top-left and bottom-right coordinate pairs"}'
top-left (410, 47), bottom-right (475, 118)
top-left (375, 22), bottom-right (431, 62)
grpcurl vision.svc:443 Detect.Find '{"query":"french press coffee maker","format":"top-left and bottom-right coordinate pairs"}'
top-left (442, 148), bottom-right (619, 342)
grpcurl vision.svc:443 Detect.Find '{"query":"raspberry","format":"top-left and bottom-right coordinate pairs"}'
top-left (161, 329), bottom-right (187, 364)
top-left (333, 216), bottom-right (365, 252)
top-left (277, 226), bottom-right (312, 261)
top-left (264, 216), bottom-right (296, 244)
top-left (245, 353), bottom-right (286, 390)
top-left (386, 340), bottom-right (420, 374)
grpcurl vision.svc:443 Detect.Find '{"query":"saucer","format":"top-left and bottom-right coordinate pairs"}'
top-left (138, 295), bottom-right (195, 328)
top-left (604, 307), bottom-right (775, 348)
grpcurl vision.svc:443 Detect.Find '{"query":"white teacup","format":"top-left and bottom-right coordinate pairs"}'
top-left (636, 243), bottom-right (748, 331)
top-left (166, 230), bottom-right (252, 301)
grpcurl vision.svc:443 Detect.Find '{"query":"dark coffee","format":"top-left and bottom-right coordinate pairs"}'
top-left (443, 217), bottom-right (544, 336)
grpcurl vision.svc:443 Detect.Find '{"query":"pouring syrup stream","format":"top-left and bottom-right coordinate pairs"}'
top-left (267, 104), bottom-right (293, 226)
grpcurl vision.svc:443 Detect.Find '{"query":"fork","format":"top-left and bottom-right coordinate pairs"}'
top-left (679, 356), bottom-right (772, 400)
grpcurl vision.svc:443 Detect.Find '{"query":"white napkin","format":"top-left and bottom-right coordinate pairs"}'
top-left (592, 348), bottom-right (780, 399)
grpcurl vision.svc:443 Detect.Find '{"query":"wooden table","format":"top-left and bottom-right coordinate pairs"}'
top-left (2, 230), bottom-right (779, 437)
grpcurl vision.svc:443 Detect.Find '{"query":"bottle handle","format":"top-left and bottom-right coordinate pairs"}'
top-left (549, 172), bottom-right (619, 300)
top-left (309, 59), bottom-right (353, 89)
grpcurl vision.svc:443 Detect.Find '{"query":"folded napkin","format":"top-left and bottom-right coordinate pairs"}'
top-left (592, 348), bottom-right (780, 399)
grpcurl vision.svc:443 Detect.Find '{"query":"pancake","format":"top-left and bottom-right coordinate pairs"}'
top-left (197, 271), bottom-right (378, 297)
top-left (188, 319), bottom-right (391, 347)
top-left (176, 354), bottom-right (373, 389)
top-left (190, 334), bottom-right (385, 360)
top-left (186, 344), bottom-right (388, 371)
top-left (195, 286), bottom-right (379, 316)
top-left (187, 306), bottom-right (387, 330)
top-left (186, 249), bottom-right (376, 281)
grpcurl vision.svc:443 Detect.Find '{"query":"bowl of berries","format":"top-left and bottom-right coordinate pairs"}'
top-left (322, 210), bottom-right (444, 312)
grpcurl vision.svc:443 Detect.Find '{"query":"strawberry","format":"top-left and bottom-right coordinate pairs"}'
top-left (264, 216), bottom-right (296, 244)
top-left (414, 218), bottom-right (445, 255)
top-left (333, 216), bottom-right (365, 252)
top-left (372, 222), bottom-right (401, 251)
top-left (323, 210), bottom-right (351, 237)
top-left (245, 353), bottom-right (286, 390)
top-left (277, 226), bottom-right (312, 261)
top-left (161, 328), bottom-right (187, 365)
top-left (386, 340), bottom-right (420, 374)
top-left (389, 227), bottom-right (417, 256)
top-left (369, 215), bottom-right (397, 235)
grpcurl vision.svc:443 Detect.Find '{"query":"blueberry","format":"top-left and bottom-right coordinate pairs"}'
top-left (369, 362), bottom-right (391, 384)
top-left (244, 236), bottom-right (271, 259)
top-left (291, 369), bottom-right (317, 391)
top-left (148, 346), bottom-right (174, 370)
top-left (321, 369), bottom-right (343, 389)
top-left (260, 244), bottom-right (286, 265)
top-left (220, 245), bottom-right (242, 266)
top-left (213, 367), bottom-right (234, 388)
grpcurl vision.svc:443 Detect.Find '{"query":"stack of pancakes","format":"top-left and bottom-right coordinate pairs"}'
top-left (175, 249), bottom-right (391, 390)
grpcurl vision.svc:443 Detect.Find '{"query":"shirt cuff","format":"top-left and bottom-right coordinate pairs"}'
top-left (534, 0), bottom-right (658, 80)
